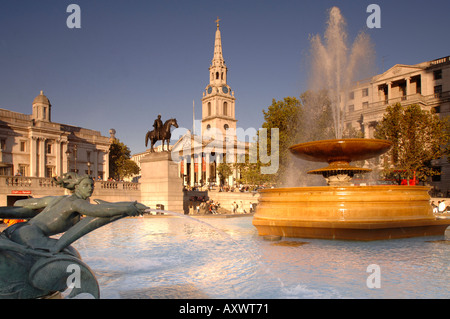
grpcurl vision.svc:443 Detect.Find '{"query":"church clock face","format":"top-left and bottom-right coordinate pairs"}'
top-left (207, 86), bottom-right (212, 94)
top-left (222, 86), bottom-right (228, 94)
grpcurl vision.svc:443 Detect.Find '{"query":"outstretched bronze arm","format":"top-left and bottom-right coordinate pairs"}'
top-left (0, 206), bottom-right (41, 219)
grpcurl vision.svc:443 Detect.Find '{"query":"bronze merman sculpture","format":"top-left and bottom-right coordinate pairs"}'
top-left (0, 172), bottom-right (148, 299)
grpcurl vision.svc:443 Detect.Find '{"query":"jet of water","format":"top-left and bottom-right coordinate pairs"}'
top-left (308, 6), bottom-right (375, 138)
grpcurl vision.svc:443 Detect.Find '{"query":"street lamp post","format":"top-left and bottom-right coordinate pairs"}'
top-left (73, 145), bottom-right (78, 173)
top-left (87, 161), bottom-right (91, 176)
top-left (65, 148), bottom-right (71, 173)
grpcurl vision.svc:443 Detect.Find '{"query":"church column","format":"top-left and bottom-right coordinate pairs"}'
top-left (29, 136), bottom-right (37, 177)
top-left (197, 154), bottom-right (203, 185)
top-left (178, 157), bottom-right (183, 180)
top-left (362, 122), bottom-right (370, 139)
top-left (190, 153), bottom-right (195, 187)
top-left (62, 142), bottom-right (69, 173)
top-left (183, 157), bottom-right (188, 185)
top-left (386, 82), bottom-right (392, 102)
top-left (103, 150), bottom-right (109, 181)
top-left (55, 139), bottom-right (61, 176)
top-left (38, 137), bottom-right (46, 177)
top-left (205, 154), bottom-right (211, 185)
top-left (406, 77), bottom-right (411, 98)
top-left (93, 150), bottom-right (99, 179)
top-left (215, 154), bottom-right (222, 185)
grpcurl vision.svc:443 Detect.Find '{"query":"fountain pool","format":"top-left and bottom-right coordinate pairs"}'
top-left (71, 216), bottom-right (449, 299)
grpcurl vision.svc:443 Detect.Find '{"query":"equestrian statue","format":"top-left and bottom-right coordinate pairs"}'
top-left (145, 115), bottom-right (179, 152)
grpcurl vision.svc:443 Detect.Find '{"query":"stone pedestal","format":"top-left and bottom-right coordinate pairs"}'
top-left (139, 152), bottom-right (184, 213)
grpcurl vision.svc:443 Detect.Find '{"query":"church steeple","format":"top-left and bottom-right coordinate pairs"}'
top-left (202, 18), bottom-right (237, 140)
top-left (209, 17), bottom-right (227, 86)
top-left (212, 18), bottom-right (225, 67)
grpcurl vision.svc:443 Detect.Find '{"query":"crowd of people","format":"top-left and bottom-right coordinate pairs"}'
top-left (432, 200), bottom-right (449, 214)
top-left (230, 201), bottom-right (255, 214)
top-left (187, 194), bottom-right (256, 215)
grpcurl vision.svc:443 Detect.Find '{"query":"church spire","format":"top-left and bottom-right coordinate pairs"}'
top-left (202, 17), bottom-right (236, 140)
top-left (212, 17), bottom-right (225, 68)
top-left (209, 17), bottom-right (227, 85)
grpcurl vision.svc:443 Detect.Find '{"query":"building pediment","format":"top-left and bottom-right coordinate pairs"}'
top-left (374, 64), bottom-right (425, 83)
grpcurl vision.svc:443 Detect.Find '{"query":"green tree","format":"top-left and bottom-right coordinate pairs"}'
top-left (234, 160), bottom-right (271, 187)
top-left (260, 97), bottom-right (302, 183)
top-left (258, 92), bottom-right (337, 185)
top-left (374, 103), bottom-right (450, 184)
top-left (109, 139), bottom-right (140, 180)
top-left (216, 163), bottom-right (233, 186)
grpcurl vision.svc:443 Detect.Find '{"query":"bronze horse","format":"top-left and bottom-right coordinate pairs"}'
top-left (145, 118), bottom-right (179, 152)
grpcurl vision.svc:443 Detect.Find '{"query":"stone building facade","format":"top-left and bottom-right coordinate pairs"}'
top-left (0, 91), bottom-right (111, 180)
top-left (343, 56), bottom-right (450, 193)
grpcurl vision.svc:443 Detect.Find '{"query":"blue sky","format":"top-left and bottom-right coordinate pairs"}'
top-left (1, 0), bottom-right (449, 154)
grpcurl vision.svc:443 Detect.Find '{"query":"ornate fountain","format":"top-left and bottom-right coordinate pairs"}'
top-left (252, 138), bottom-right (450, 240)
top-left (253, 7), bottom-right (450, 240)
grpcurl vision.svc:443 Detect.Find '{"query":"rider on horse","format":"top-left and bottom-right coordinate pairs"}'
top-left (153, 114), bottom-right (163, 140)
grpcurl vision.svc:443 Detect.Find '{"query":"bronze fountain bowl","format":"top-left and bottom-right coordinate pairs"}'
top-left (288, 138), bottom-right (393, 164)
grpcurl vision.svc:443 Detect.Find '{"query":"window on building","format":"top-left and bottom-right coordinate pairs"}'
top-left (45, 166), bottom-right (54, 178)
top-left (206, 124), bottom-right (211, 130)
top-left (362, 88), bottom-right (369, 97)
top-left (434, 85), bottom-right (442, 97)
top-left (223, 102), bottom-right (228, 116)
top-left (46, 141), bottom-right (52, 154)
top-left (224, 124), bottom-right (229, 130)
top-left (0, 138), bottom-right (6, 151)
top-left (18, 164), bottom-right (28, 176)
top-left (433, 69), bottom-right (442, 80)
top-left (349, 91), bottom-right (354, 100)
top-left (216, 72), bottom-right (219, 80)
top-left (20, 141), bottom-right (26, 152)
top-left (0, 166), bottom-right (12, 176)
top-left (208, 102), bottom-right (211, 116)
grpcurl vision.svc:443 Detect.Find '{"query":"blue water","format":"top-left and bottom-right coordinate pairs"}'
top-left (72, 216), bottom-right (449, 299)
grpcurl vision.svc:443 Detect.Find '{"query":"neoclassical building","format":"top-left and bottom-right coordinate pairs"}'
top-left (0, 91), bottom-right (111, 180)
top-left (343, 56), bottom-right (450, 192)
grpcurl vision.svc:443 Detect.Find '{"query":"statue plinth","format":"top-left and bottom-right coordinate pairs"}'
top-left (139, 152), bottom-right (184, 213)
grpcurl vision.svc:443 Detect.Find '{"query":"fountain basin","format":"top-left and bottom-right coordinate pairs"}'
top-left (253, 185), bottom-right (450, 240)
top-left (289, 138), bottom-right (393, 164)
top-left (288, 138), bottom-right (393, 186)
